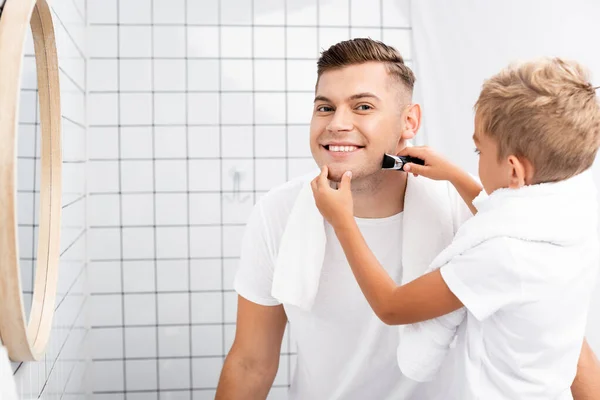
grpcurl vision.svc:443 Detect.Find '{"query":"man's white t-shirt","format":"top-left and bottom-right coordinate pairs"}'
top-left (234, 176), bottom-right (472, 400)
top-left (440, 236), bottom-right (598, 400)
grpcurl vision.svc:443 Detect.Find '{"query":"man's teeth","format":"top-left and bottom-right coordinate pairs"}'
top-left (328, 145), bottom-right (358, 152)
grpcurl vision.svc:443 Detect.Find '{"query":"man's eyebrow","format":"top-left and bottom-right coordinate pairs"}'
top-left (314, 95), bottom-right (331, 103)
top-left (348, 92), bottom-right (380, 101)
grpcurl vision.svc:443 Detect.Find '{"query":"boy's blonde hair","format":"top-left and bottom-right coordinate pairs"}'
top-left (475, 57), bottom-right (600, 183)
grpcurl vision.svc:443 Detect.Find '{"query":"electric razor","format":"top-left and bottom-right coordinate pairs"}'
top-left (381, 154), bottom-right (425, 171)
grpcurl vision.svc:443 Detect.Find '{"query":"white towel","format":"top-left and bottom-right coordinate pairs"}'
top-left (0, 345), bottom-right (18, 400)
top-left (398, 169), bottom-right (598, 382)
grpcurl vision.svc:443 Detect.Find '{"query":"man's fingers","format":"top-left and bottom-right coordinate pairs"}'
top-left (340, 171), bottom-right (352, 192)
top-left (318, 165), bottom-right (329, 188)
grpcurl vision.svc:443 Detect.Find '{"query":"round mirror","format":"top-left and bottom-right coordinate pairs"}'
top-left (0, 0), bottom-right (62, 362)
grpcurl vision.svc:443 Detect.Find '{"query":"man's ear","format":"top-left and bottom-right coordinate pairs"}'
top-left (402, 103), bottom-right (421, 140)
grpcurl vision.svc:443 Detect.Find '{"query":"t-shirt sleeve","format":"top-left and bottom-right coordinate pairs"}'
top-left (440, 238), bottom-right (524, 321)
top-left (233, 201), bottom-right (282, 306)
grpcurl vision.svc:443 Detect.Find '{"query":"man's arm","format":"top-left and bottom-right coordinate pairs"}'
top-left (571, 338), bottom-right (600, 399)
top-left (215, 296), bottom-right (287, 400)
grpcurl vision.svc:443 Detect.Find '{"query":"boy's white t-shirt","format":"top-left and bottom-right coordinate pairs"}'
top-left (440, 235), bottom-right (598, 399)
top-left (234, 177), bottom-right (472, 400)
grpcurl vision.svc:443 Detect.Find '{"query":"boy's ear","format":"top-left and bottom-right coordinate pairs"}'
top-left (401, 103), bottom-right (421, 140)
top-left (507, 155), bottom-right (534, 188)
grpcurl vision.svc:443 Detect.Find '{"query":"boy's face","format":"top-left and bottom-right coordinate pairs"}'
top-left (473, 118), bottom-right (511, 194)
top-left (309, 62), bottom-right (419, 183)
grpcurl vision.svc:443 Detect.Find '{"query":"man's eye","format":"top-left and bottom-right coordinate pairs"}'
top-left (317, 106), bottom-right (333, 112)
top-left (356, 104), bottom-right (372, 111)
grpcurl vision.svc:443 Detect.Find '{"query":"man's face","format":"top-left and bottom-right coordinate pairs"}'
top-left (310, 62), bottom-right (417, 183)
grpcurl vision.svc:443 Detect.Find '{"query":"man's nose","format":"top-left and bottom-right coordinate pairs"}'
top-left (326, 107), bottom-right (353, 133)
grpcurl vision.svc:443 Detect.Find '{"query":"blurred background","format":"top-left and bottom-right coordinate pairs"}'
top-left (8, 0), bottom-right (600, 399)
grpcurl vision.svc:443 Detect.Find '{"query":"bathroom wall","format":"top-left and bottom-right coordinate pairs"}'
top-left (11, 0), bottom-right (89, 398)
top-left (86, 0), bottom-right (412, 398)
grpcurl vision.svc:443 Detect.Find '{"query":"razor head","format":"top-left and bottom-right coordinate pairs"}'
top-left (382, 154), bottom-right (425, 170)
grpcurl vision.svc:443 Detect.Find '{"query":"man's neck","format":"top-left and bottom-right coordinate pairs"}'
top-left (350, 171), bottom-right (408, 219)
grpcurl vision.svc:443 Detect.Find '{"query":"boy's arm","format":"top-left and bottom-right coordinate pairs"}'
top-left (333, 218), bottom-right (464, 325)
top-left (571, 338), bottom-right (600, 399)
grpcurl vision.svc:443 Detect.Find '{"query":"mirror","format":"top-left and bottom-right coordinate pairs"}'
top-left (0, 0), bottom-right (62, 361)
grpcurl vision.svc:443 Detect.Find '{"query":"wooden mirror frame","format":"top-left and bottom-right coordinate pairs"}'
top-left (0, 0), bottom-right (62, 361)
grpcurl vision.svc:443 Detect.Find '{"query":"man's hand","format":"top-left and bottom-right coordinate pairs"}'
top-left (311, 165), bottom-right (354, 229)
top-left (398, 146), bottom-right (459, 181)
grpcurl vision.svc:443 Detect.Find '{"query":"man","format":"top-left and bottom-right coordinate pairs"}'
top-left (215, 38), bottom-right (600, 399)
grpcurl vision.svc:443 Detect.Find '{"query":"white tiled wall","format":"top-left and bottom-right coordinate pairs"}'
top-left (87, 0), bottom-right (411, 398)
top-left (11, 0), bottom-right (89, 398)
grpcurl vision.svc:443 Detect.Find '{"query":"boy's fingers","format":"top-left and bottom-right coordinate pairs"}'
top-left (398, 146), bottom-right (427, 158)
top-left (403, 163), bottom-right (427, 175)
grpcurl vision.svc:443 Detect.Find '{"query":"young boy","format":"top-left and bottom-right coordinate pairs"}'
top-left (311, 57), bottom-right (600, 399)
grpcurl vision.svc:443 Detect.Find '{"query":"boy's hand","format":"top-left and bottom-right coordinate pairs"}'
top-left (311, 166), bottom-right (354, 229)
top-left (398, 146), bottom-right (458, 181)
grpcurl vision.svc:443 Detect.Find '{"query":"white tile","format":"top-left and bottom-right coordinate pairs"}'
top-left (121, 160), bottom-right (154, 192)
top-left (159, 358), bottom-right (191, 390)
top-left (89, 228), bottom-right (121, 260)
top-left (221, 126), bottom-right (253, 158)
top-left (158, 293), bottom-right (189, 325)
top-left (254, 27), bottom-right (285, 58)
top-left (154, 59), bottom-right (186, 91)
top-left (192, 358), bottom-right (222, 388)
top-left (155, 126), bottom-right (187, 158)
top-left (155, 160), bottom-right (187, 191)
top-left (157, 260), bottom-right (188, 292)
top-left (350, 0), bottom-right (381, 26)
top-left (119, 0), bottom-right (152, 23)
top-left (221, 27), bottom-right (252, 58)
top-left (120, 26), bottom-right (152, 57)
top-left (188, 60), bottom-right (219, 91)
top-left (16, 158), bottom-right (34, 192)
top-left (190, 227), bottom-right (222, 258)
top-left (89, 194), bottom-right (119, 226)
top-left (89, 161), bottom-right (119, 193)
top-left (124, 294), bottom-right (156, 325)
top-left (188, 160), bottom-right (221, 191)
top-left (188, 126), bottom-right (220, 158)
top-left (120, 60), bottom-right (152, 91)
top-left (221, 59), bottom-right (252, 91)
top-left (91, 328), bottom-right (123, 359)
top-left (89, 60), bottom-right (118, 91)
top-left (16, 125), bottom-right (36, 158)
top-left (188, 93), bottom-right (220, 124)
top-left (89, 93), bottom-right (118, 125)
top-left (319, 0), bottom-right (349, 26)
top-left (350, 28), bottom-right (382, 41)
top-left (223, 259), bottom-right (239, 290)
top-left (255, 159), bottom-right (287, 191)
top-left (154, 93), bottom-right (186, 125)
top-left (157, 227), bottom-right (188, 259)
top-left (190, 259), bottom-right (222, 291)
top-left (89, 26), bottom-right (117, 57)
top-left (255, 126), bottom-right (286, 158)
top-left (382, 29), bottom-right (412, 60)
top-left (127, 394), bottom-right (158, 400)
top-left (287, 60), bottom-right (316, 91)
top-left (187, 27), bottom-right (219, 58)
top-left (273, 355), bottom-right (289, 386)
top-left (88, 0), bottom-right (117, 23)
top-left (153, 0), bottom-right (185, 23)
top-left (191, 292), bottom-right (222, 324)
top-left (224, 324), bottom-right (236, 354)
top-left (382, 0), bottom-right (410, 28)
top-left (189, 193), bottom-right (221, 225)
top-left (286, 92), bottom-right (313, 124)
top-left (123, 261), bottom-right (156, 293)
top-left (193, 390), bottom-right (218, 400)
top-left (126, 360), bottom-right (157, 391)
top-left (254, 60), bottom-right (285, 91)
top-left (221, 93), bottom-right (253, 125)
top-left (125, 327), bottom-right (157, 358)
top-left (287, 125), bottom-right (312, 157)
top-left (187, 0), bottom-right (218, 24)
top-left (90, 294), bottom-right (122, 326)
top-left (121, 93), bottom-right (152, 125)
top-left (120, 127), bottom-right (153, 159)
top-left (220, 0), bottom-right (252, 24)
top-left (93, 394), bottom-right (125, 400)
top-left (222, 159), bottom-right (253, 191)
top-left (222, 194), bottom-right (254, 224)
top-left (93, 360), bottom-right (124, 392)
top-left (287, 27), bottom-right (318, 59)
top-left (89, 261), bottom-right (121, 294)
top-left (288, 157), bottom-right (317, 179)
top-left (121, 193), bottom-right (154, 225)
top-left (155, 193), bottom-right (187, 225)
top-left (254, 0), bottom-right (285, 25)
top-left (224, 292), bottom-right (238, 323)
top-left (159, 392), bottom-right (190, 400)
top-left (122, 227), bottom-right (155, 259)
top-left (192, 325), bottom-right (223, 356)
top-left (223, 225), bottom-right (245, 258)
top-left (318, 27), bottom-right (350, 53)
top-left (89, 127), bottom-right (118, 159)
top-left (286, 0), bottom-right (317, 25)
top-left (17, 226), bottom-right (33, 261)
top-left (153, 26), bottom-right (186, 57)
top-left (18, 91), bottom-right (36, 124)
top-left (255, 93), bottom-right (286, 124)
